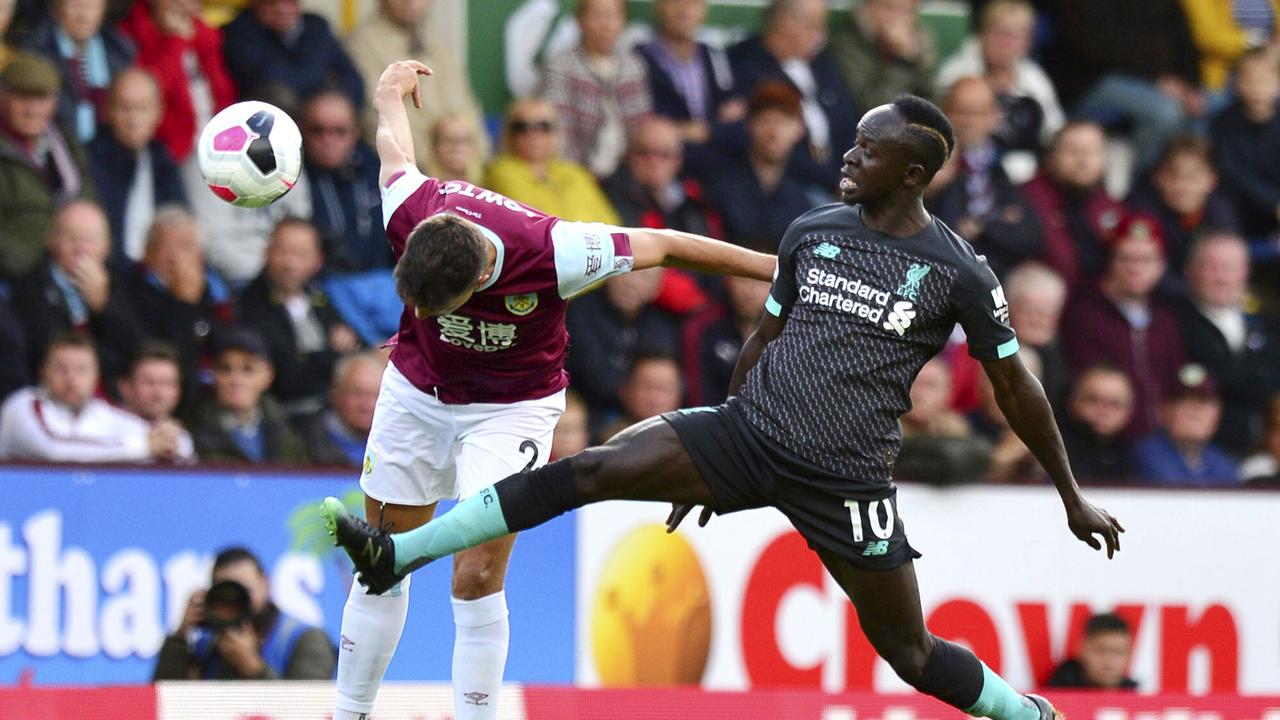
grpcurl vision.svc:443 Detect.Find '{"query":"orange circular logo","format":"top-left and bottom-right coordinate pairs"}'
top-left (590, 524), bottom-right (712, 685)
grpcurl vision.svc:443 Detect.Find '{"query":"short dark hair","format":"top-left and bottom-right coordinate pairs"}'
top-left (394, 213), bottom-right (487, 312)
top-left (213, 546), bottom-right (266, 576)
top-left (1084, 612), bottom-right (1131, 638)
top-left (1155, 133), bottom-right (1213, 171)
top-left (749, 80), bottom-right (804, 120)
top-left (627, 349), bottom-right (680, 378)
top-left (129, 340), bottom-right (180, 374)
top-left (43, 332), bottom-right (96, 367)
top-left (891, 95), bottom-right (956, 178)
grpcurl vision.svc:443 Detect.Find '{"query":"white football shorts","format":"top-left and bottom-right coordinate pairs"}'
top-left (360, 362), bottom-right (566, 506)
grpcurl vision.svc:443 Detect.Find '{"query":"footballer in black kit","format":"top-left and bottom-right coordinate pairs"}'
top-left (666, 202), bottom-right (1020, 570)
top-left (326, 96), bottom-right (1125, 720)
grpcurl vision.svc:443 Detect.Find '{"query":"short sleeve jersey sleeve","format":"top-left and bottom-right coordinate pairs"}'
top-left (550, 220), bottom-right (634, 299)
top-left (381, 168), bottom-right (442, 257)
top-left (952, 255), bottom-right (1019, 360)
top-left (764, 221), bottom-right (808, 318)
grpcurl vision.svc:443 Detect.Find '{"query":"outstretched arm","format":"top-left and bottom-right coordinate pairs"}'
top-left (627, 228), bottom-right (776, 282)
top-left (981, 354), bottom-right (1125, 557)
top-left (375, 60), bottom-right (433, 188)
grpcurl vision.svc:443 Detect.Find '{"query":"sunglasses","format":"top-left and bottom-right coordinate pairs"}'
top-left (511, 119), bottom-right (555, 134)
top-left (633, 146), bottom-right (680, 159)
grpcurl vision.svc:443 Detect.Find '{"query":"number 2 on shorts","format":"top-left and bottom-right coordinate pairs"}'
top-left (519, 440), bottom-right (539, 472)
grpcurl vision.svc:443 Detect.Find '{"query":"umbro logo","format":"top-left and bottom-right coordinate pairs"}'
top-left (464, 692), bottom-right (490, 706)
top-left (814, 242), bottom-right (841, 259)
top-left (362, 539), bottom-right (382, 565)
top-left (882, 301), bottom-right (916, 335)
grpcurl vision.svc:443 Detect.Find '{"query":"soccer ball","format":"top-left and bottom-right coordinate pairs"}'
top-left (197, 101), bottom-right (302, 208)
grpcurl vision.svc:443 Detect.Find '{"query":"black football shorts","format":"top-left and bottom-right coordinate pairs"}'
top-left (662, 401), bottom-right (921, 571)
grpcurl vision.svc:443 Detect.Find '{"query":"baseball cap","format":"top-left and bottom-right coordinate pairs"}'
top-left (1168, 363), bottom-right (1218, 401)
top-left (0, 53), bottom-right (61, 96)
top-left (1107, 212), bottom-right (1166, 254)
top-left (217, 327), bottom-right (271, 361)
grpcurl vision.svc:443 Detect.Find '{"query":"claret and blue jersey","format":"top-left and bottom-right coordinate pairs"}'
top-left (381, 168), bottom-right (635, 405)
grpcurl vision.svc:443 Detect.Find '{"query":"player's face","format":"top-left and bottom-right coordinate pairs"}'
top-left (125, 359), bottom-right (182, 422)
top-left (841, 106), bottom-right (912, 205)
top-left (42, 346), bottom-right (99, 412)
top-left (1078, 631), bottom-right (1132, 688)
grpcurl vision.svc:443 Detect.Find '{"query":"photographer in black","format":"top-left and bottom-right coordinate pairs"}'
top-left (153, 547), bottom-right (336, 680)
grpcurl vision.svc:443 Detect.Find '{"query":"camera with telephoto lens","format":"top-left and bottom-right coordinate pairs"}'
top-left (196, 579), bottom-right (253, 634)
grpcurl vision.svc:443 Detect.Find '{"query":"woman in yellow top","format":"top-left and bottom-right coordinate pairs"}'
top-left (1181, 0), bottom-right (1280, 92)
top-left (483, 97), bottom-right (621, 225)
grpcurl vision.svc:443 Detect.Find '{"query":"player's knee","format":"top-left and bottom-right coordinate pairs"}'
top-left (453, 548), bottom-right (506, 594)
top-left (872, 633), bottom-right (932, 685)
top-left (451, 557), bottom-right (506, 599)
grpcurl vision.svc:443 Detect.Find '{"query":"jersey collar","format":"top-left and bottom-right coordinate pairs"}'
top-left (472, 224), bottom-right (506, 292)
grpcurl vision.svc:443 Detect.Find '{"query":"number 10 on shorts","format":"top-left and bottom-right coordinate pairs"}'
top-left (845, 498), bottom-right (896, 542)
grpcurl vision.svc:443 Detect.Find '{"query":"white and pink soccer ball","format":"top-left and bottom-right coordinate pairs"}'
top-left (197, 101), bottom-right (303, 208)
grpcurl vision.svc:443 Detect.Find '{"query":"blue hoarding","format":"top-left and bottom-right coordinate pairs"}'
top-left (0, 465), bottom-right (575, 684)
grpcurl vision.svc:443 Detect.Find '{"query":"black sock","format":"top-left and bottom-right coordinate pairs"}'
top-left (910, 635), bottom-right (985, 710)
top-left (492, 459), bottom-right (580, 533)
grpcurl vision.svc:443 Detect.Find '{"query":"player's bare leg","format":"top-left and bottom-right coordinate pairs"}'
top-left (323, 417), bottom-right (715, 592)
top-left (332, 496), bottom-right (435, 720)
top-left (817, 550), bottom-right (1060, 720)
top-left (449, 536), bottom-right (517, 719)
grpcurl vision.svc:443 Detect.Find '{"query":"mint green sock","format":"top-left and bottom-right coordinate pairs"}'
top-left (964, 663), bottom-right (1039, 720)
top-left (391, 486), bottom-right (510, 573)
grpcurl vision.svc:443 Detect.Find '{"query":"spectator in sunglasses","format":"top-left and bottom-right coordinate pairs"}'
top-left (483, 97), bottom-right (619, 224)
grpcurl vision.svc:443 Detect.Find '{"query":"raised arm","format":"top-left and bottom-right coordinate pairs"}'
top-left (981, 354), bottom-right (1125, 557)
top-left (374, 60), bottom-right (433, 188)
top-left (627, 227), bottom-right (776, 281)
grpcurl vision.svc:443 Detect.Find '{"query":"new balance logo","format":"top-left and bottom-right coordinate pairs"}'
top-left (362, 538), bottom-right (382, 565)
top-left (882, 301), bottom-right (916, 335)
top-left (814, 242), bottom-right (841, 259)
top-left (991, 285), bottom-right (1010, 323)
top-left (863, 540), bottom-right (890, 556)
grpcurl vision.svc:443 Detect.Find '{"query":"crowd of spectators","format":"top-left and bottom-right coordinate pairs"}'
top-left (1, 0), bottom-right (1279, 489)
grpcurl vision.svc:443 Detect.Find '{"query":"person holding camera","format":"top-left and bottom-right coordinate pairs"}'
top-left (153, 547), bottom-right (336, 680)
